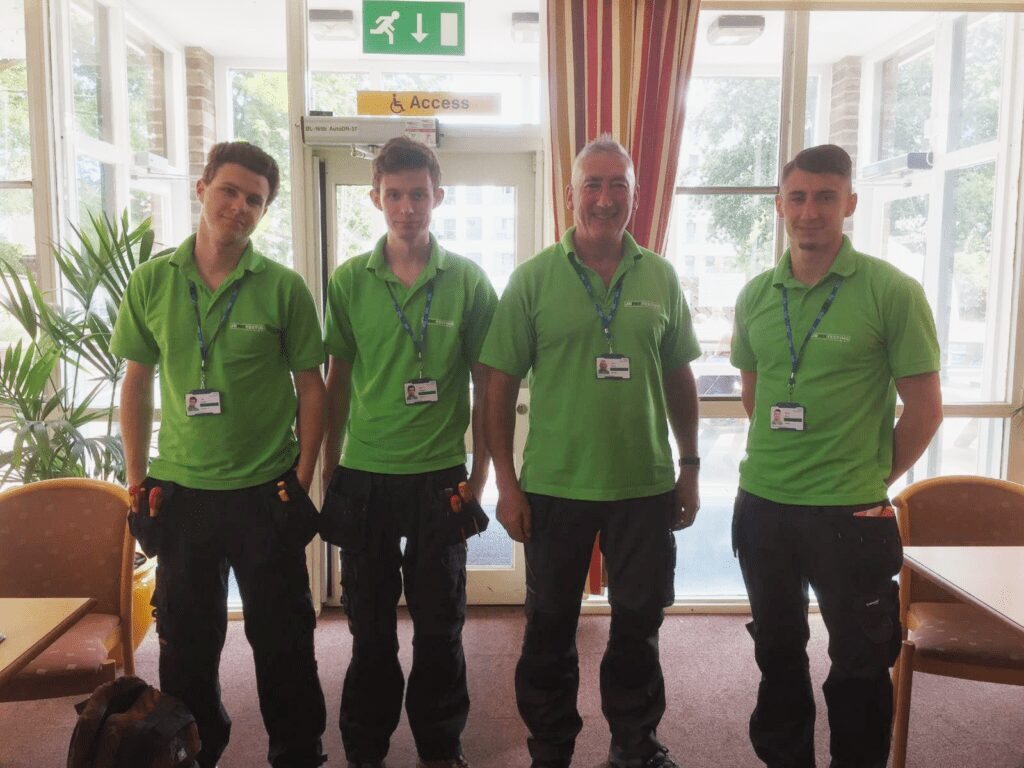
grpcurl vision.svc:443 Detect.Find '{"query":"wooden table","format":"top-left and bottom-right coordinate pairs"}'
top-left (902, 546), bottom-right (1024, 633)
top-left (0, 597), bottom-right (96, 689)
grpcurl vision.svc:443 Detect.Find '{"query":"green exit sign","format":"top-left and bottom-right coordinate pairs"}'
top-left (363, 1), bottom-right (466, 56)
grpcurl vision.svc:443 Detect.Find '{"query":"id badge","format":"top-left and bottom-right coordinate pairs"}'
top-left (404, 378), bottom-right (439, 405)
top-left (596, 354), bottom-right (631, 380)
top-left (769, 402), bottom-right (805, 431)
top-left (185, 389), bottom-right (222, 416)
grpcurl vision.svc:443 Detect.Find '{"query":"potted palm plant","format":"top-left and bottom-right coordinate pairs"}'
top-left (0, 210), bottom-right (171, 647)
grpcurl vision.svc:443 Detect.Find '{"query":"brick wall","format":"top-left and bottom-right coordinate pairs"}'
top-left (186, 47), bottom-right (216, 228)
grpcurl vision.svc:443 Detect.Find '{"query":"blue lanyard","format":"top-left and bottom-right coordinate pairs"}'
top-left (570, 257), bottom-right (624, 353)
top-left (782, 277), bottom-right (843, 397)
top-left (387, 281), bottom-right (434, 378)
top-left (188, 279), bottom-right (243, 389)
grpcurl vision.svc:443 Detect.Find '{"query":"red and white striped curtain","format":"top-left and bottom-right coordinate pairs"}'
top-left (546, 0), bottom-right (701, 592)
top-left (547, 0), bottom-right (701, 252)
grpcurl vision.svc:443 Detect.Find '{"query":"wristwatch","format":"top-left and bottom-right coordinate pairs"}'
top-left (678, 456), bottom-right (700, 468)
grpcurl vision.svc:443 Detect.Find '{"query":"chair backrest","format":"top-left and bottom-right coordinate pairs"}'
top-left (893, 475), bottom-right (1024, 603)
top-left (0, 479), bottom-right (132, 618)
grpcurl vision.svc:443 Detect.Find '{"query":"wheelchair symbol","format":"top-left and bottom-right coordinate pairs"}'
top-left (390, 94), bottom-right (405, 114)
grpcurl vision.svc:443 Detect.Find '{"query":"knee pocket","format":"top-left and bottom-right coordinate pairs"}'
top-left (523, 608), bottom-right (579, 651)
top-left (609, 604), bottom-right (663, 640)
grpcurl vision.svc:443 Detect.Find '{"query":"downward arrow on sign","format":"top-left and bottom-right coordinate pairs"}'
top-left (412, 13), bottom-right (428, 42)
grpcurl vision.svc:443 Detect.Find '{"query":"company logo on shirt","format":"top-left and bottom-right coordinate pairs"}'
top-left (622, 300), bottom-right (661, 310)
top-left (428, 318), bottom-right (455, 328)
top-left (813, 332), bottom-right (851, 343)
top-left (230, 322), bottom-right (279, 334)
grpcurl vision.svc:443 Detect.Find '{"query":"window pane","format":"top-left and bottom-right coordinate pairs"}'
top-left (881, 195), bottom-right (929, 280)
top-left (130, 188), bottom-right (170, 249)
top-left (942, 162), bottom-right (996, 402)
top-left (675, 417), bottom-right (747, 598)
top-left (665, 194), bottom-right (776, 397)
top-left (76, 154), bottom-right (114, 223)
top-left (310, 72), bottom-right (371, 116)
top-left (891, 417), bottom-right (1005, 497)
top-left (878, 45), bottom-right (933, 159)
top-left (126, 30), bottom-right (168, 159)
top-left (230, 69), bottom-right (292, 266)
top-left (954, 15), bottom-right (1003, 149)
top-left (678, 77), bottom-right (780, 187)
top-left (0, 59), bottom-right (31, 180)
top-left (677, 11), bottom-right (784, 188)
top-left (0, 188), bottom-right (35, 347)
top-left (808, 10), bottom-right (1019, 405)
top-left (70, 0), bottom-right (109, 141)
top-left (334, 185), bottom-right (382, 266)
top-left (432, 185), bottom-right (516, 294)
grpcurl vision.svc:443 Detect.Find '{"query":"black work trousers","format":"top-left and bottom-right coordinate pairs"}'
top-left (516, 491), bottom-right (677, 767)
top-left (732, 490), bottom-right (903, 768)
top-left (328, 465), bottom-right (470, 763)
top-left (148, 471), bottom-right (327, 768)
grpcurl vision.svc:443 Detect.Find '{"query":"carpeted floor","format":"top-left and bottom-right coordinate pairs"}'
top-left (2, 607), bottom-right (1023, 767)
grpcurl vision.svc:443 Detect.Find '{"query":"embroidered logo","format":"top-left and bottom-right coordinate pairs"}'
top-left (230, 322), bottom-right (278, 333)
top-left (813, 332), bottom-right (851, 343)
top-left (622, 300), bottom-right (661, 310)
top-left (428, 318), bottom-right (455, 328)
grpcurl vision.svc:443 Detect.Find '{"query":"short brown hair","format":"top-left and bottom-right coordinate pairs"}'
top-left (372, 137), bottom-right (441, 191)
top-left (201, 141), bottom-right (281, 205)
top-left (781, 144), bottom-right (852, 184)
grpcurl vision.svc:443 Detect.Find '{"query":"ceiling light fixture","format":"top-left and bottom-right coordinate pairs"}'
top-left (309, 9), bottom-right (356, 42)
top-left (511, 12), bottom-right (540, 44)
top-left (707, 15), bottom-right (765, 46)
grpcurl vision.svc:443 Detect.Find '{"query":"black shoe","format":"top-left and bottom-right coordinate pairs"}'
top-left (347, 762), bottom-right (384, 768)
top-left (608, 746), bottom-right (680, 768)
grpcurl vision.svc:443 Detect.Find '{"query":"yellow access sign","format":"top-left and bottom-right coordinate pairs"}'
top-left (357, 91), bottom-right (501, 116)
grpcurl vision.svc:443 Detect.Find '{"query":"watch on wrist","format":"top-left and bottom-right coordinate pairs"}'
top-left (678, 456), bottom-right (700, 469)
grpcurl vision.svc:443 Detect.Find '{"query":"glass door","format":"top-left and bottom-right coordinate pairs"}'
top-left (319, 142), bottom-right (538, 604)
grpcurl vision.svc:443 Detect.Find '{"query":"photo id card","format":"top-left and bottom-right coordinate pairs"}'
top-left (769, 402), bottom-right (805, 431)
top-left (185, 389), bottom-right (222, 417)
top-left (596, 354), bottom-right (631, 380)
top-left (404, 378), bottom-right (439, 405)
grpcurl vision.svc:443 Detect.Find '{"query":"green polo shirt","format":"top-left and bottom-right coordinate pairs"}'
top-left (324, 235), bottom-right (497, 474)
top-left (731, 236), bottom-right (940, 506)
top-left (479, 227), bottom-right (701, 501)
top-left (110, 235), bottom-right (325, 490)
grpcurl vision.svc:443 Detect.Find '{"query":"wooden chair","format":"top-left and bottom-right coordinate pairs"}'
top-left (890, 475), bottom-right (1024, 768)
top-left (0, 478), bottom-right (135, 701)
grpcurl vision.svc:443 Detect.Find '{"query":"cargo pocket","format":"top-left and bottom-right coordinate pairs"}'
top-left (837, 513), bottom-right (904, 668)
top-left (127, 478), bottom-right (175, 558)
top-left (319, 467), bottom-right (371, 553)
top-left (428, 465), bottom-right (490, 546)
top-left (272, 470), bottom-right (320, 549)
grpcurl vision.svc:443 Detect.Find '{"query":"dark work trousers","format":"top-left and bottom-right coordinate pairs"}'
top-left (516, 491), bottom-right (677, 766)
top-left (732, 490), bottom-right (903, 768)
top-left (149, 472), bottom-right (327, 768)
top-left (330, 465), bottom-right (470, 763)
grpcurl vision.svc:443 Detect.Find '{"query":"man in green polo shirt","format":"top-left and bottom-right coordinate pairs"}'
top-left (730, 144), bottom-right (943, 768)
top-left (320, 137), bottom-right (496, 768)
top-left (111, 141), bottom-right (327, 768)
top-left (480, 136), bottom-right (701, 768)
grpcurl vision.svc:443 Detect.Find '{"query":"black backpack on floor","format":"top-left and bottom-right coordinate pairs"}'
top-left (67, 676), bottom-right (201, 768)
